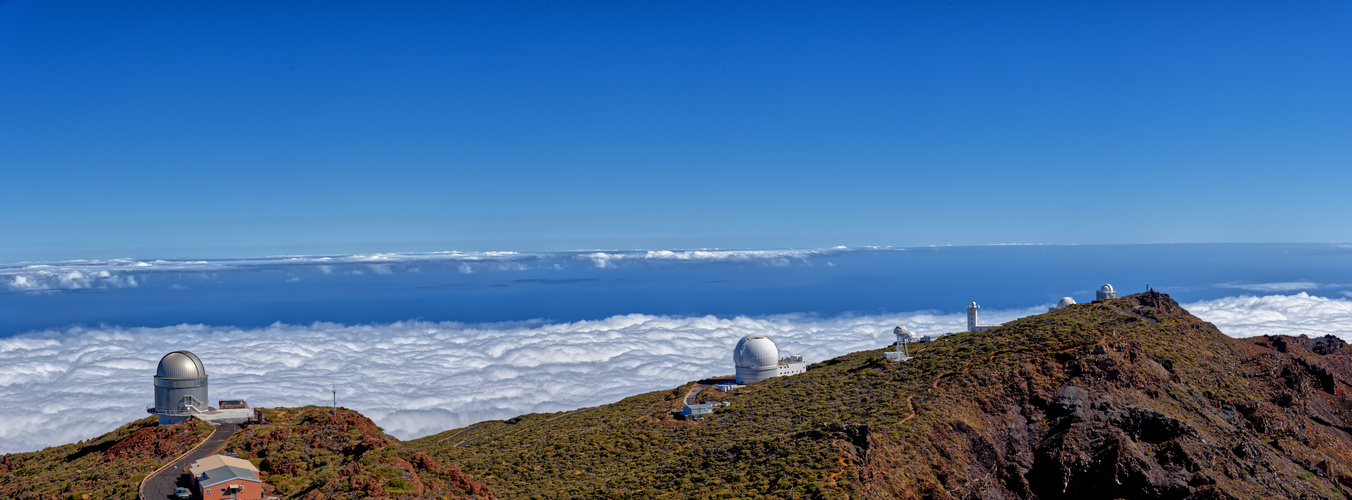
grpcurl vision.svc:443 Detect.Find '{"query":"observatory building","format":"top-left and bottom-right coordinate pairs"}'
top-left (733, 334), bottom-right (807, 384)
top-left (1097, 283), bottom-right (1118, 300)
top-left (1048, 297), bottom-right (1076, 312)
top-left (150, 350), bottom-right (209, 425)
top-left (967, 302), bottom-right (1002, 333)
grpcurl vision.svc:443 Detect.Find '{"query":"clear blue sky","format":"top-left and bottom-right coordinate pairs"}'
top-left (2, 1), bottom-right (1349, 261)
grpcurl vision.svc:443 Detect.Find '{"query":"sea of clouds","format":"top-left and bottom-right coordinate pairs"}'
top-left (3, 293), bottom-right (1352, 454)
top-left (0, 303), bottom-right (1024, 454)
top-left (1, 248), bottom-right (859, 293)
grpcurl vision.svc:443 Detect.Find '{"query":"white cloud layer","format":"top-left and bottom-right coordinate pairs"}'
top-left (0, 305), bottom-right (1031, 454)
top-left (1184, 292), bottom-right (1352, 339)
top-left (4, 293), bottom-right (1350, 454)
top-left (1215, 281), bottom-right (1326, 292)
top-left (1, 248), bottom-right (866, 292)
top-left (577, 248), bottom-right (847, 268)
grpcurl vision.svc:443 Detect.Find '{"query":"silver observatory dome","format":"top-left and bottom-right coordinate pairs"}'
top-left (157, 351), bottom-right (206, 378)
top-left (151, 350), bottom-right (209, 424)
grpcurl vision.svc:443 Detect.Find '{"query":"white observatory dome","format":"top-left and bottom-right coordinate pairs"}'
top-left (157, 351), bottom-right (206, 379)
top-left (1099, 284), bottom-right (1115, 293)
top-left (733, 335), bottom-right (780, 369)
top-left (1056, 297), bottom-right (1076, 308)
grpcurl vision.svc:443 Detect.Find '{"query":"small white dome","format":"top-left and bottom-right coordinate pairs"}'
top-left (1056, 297), bottom-right (1076, 308)
top-left (1099, 284), bottom-right (1114, 293)
top-left (733, 335), bottom-right (780, 369)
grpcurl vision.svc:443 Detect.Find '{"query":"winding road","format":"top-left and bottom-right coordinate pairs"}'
top-left (139, 423), bottom-right (238, 500)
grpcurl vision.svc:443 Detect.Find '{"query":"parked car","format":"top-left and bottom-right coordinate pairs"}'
top-left (173, 487), bottom-right (191, 499)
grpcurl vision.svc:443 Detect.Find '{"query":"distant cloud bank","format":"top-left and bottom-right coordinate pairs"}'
top-left (1, 248), bottom-right (863, 292)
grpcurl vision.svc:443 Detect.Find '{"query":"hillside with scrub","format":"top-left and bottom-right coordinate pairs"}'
top-left (411, 292), bottom-right (1352, 499)
top-left (11, 291), bottom-right (1352, 499)
top-left (0, 407), bottom-right (494, 500)
top-left (219, 406), bottom-right (494, 499)
top-left (0, 417), bottom-right (212, 500)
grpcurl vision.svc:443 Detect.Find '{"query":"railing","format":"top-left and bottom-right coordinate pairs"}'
top-left (146, 395), bottom-right (209, 416)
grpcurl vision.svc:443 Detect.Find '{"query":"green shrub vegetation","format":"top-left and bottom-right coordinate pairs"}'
top-left (409, 293), bottom-right (1345, 499)
top-left (221, 406), bottom-right (492, 499)
top-left (0, 417), bottom-right (212, 500)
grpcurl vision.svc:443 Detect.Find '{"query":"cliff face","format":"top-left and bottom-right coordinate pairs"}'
top-left (222, 406), bottom-right (493, 499)
top-left (414, 292), bottom-right (1352, 499)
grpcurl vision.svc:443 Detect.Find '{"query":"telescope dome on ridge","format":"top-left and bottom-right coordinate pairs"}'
top-left (734, 335), bottom-right (780, 369)
top-left (150, 350), bottom-right (209, 425)
top-left (156, 351), bottom-right (206, 379)
top-left (732, 334), bottom-right (806, 384)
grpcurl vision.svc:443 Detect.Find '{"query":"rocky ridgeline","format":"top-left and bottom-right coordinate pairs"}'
top-left (414, 292), bottom-right (1352, 499)
top-left (10, 292), bottom-right (1352, 499)
top-left (811, 292), bottom-right (1352, 499)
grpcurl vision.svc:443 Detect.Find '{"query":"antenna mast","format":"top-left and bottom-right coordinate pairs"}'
top-left (331, 386), bottom-right (337, 416)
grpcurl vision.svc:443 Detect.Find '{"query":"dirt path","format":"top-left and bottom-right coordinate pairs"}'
top-left (901, 332), bottom-right (1103, 426)
top-left (438, 422), bottom-right (489, 443)
top-left (1107, 304), bottom-right (1157, 327)
top-left (140, 423), bottom-right (238, 500)
top-left (899, 394), bottom-right (917, 424)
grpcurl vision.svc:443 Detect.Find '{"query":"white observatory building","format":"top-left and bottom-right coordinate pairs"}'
top-left (1097, 283), bottom-right (1118, 300)
top-left (733, 334), bottom-right (807, 384)
top-left (1048, 297), bottom-right (1076, 312)
top-left (150, 350), bottom-right (209, 425)
top-left (966, 302), bottom-right (1002, 333)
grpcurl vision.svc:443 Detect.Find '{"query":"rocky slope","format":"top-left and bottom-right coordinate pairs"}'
top-left (0, 407), bottom-right (493, 500)
top-left (221, 406), bottom-right (493, 499)
top-left (0, 417), bottom-right (213, 500)
top-left (412, 292), bottom-right (1352, 499)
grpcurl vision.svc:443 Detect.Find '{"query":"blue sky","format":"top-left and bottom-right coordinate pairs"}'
top-left (2, 1), bottom-right (1350, 261)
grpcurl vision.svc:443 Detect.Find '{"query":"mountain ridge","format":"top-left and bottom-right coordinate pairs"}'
top-left (410, 292), bottom-right (1352, 499)
top-left (9, 291), bottom-right (1352, 499)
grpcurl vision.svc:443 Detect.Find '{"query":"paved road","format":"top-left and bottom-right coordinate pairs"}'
top-left (140, 423), bottom-right (238, 500)
top-left (683, 383), bottom-right (709, 406)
